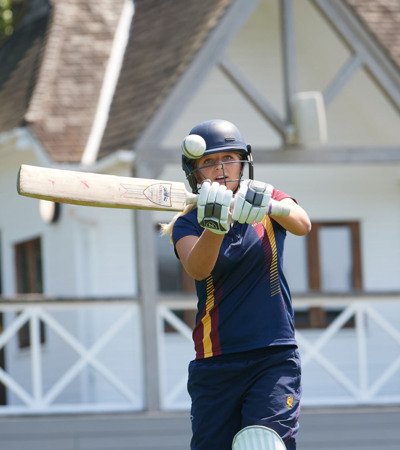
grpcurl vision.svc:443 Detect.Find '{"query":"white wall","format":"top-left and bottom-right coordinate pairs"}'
top-left (258, 164), bottom-right (400, 291)
top-left (293, 0), bottom-right (400, 146)
top-left (163, 0), bottom-right (400, 148)
top-left (0, 151), bottom-right (137, 298)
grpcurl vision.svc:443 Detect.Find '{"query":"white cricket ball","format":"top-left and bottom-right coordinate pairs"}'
top-left (181, 134), bottom-right (206, 159)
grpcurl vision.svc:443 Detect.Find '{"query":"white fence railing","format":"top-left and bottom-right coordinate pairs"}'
top-left (0, 298), bottom-right (144, 415)
top-left (0, 294), bottom-right (399, 415)
top-left (157, 295), bottom-right (400, 410)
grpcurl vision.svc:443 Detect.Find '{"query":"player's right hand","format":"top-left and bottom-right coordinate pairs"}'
top-left (197, 181), bottom-right (233, 234)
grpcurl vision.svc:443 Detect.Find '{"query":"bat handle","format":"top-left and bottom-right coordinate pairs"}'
top-left (186, 194), bottom-right (290, 217)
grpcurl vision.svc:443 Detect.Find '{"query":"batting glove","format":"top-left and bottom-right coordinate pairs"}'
top-left (197, 181), bottom-right (233, 234)
top-left (232, 179), bottom-right (273, 224)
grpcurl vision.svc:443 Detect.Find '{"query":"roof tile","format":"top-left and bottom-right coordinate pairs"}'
top-left (26, 0), bottom-right (124, 162)
top-left (346, 0), bottom-right (400, 68)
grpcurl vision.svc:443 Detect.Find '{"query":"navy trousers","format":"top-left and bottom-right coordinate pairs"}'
top-left (187, 346), bottom-right (301, 450)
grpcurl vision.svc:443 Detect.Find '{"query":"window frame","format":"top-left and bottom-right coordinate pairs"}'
top-left (308, 221), bottom-right (363, 292)
top-left (296, 221), bottom-right (362, 328)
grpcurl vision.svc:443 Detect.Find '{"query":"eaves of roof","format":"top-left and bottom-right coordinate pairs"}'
top-left (24, 0), bottom-right (126, 163)
top-left (97, 0), bottom-right (233, 161)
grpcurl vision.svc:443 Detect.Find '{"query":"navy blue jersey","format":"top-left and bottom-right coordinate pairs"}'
top-left (172, 189), bottom-right (297, 359)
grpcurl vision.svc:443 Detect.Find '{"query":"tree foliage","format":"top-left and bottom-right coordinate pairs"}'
top-left (0, 0), bottom-right (14, 42)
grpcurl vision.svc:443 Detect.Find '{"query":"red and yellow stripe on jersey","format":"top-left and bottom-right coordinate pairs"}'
top-left (194, 275), bottom-right (221, 358)
top-left (253, 216), bottom-right (282, 298)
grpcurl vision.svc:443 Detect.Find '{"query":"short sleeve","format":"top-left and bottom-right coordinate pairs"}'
top-left (272, 188), bottom-right (298, 204)
top-left (172, 209), bottom-right (202, 248)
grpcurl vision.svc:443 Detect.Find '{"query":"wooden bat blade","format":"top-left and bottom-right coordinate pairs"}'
top-left (17, 165), bottom-right (196, 211)
top-left (17, 165), bottom-right (290, 216)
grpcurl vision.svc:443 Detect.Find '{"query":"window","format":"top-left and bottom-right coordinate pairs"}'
top-left (14, 237), bottom-right (46, 348)
top-left (284, 221), bottom-right (362, 328)
top-left (308, 222), bottom-right (362, 292)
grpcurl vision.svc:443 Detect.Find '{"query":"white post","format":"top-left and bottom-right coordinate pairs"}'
top-left (356, 303), bottom-right (369, 401)
top-left (30, 308), bottom-right (43, 408)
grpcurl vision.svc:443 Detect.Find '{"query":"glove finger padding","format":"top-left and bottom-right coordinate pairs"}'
top-left (197, 180), bottom-right (211, 224)
top-left (233, 196), bottom-right (252, 223)
top-left (246, 203), bottom-right (263, 224)
top-left (232, 180), bottom-right (273, 224)
top-left (218, 189), bottom-right (233, 232)
top-left (197, 181), bottom-right (233, 234)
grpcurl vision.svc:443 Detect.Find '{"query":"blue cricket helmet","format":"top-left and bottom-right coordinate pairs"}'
top-left (182, 119), bottom-right (254, 193)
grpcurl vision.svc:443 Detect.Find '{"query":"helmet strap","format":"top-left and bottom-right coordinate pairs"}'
top-left (247, 144), bottom-right (254, 180)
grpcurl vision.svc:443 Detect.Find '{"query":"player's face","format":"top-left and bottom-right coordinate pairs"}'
top-left (194, 151), bottom-right (243, 191)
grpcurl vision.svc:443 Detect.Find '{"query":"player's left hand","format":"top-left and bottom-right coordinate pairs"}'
top-left (232, 179), bottom-right (273, 224)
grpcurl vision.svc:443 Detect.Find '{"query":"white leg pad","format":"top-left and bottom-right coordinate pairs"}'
top-left (232, 426), bottom-right (286, 450)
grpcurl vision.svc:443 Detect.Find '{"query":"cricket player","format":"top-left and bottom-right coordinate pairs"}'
top-left (162, 119), bottom-right (311, 450)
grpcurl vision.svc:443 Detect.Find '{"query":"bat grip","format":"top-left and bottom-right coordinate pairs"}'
top-left (186, 194), bottom-right (290, 217)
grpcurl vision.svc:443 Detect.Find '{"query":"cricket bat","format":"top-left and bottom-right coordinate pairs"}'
top-left (17, 164), bottom-right (290, 216)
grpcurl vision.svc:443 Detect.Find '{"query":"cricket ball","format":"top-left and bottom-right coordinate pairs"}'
top-left (181, 134), bottom-right (206, 159)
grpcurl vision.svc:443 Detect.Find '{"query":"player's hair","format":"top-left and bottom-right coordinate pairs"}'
top-left (160, 203), bottom-right (196, 242)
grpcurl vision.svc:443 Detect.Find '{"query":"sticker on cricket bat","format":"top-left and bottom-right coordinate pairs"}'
top-left (143, 184), bottom-right (172, 207)
top-left (120, 182), bottom-right (174, 208)
top-left (17, 165), bottom-right (291, 216)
